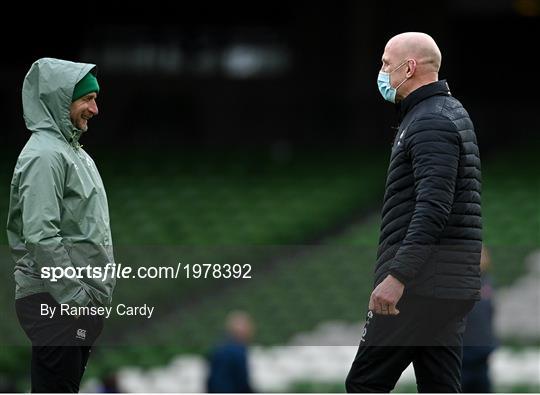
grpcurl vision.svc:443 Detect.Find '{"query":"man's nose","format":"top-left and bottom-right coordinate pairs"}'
top-left (89, 100), bottom-right (99, 116)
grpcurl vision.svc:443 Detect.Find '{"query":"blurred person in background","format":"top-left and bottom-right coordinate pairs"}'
top-left (98, 372), bottom-right (120, 393)
top-left (206, 310), bottom-right (255, 393)
top-left (7, 58), bottom-right (116, 392)
top-left (462, 245), bottom-right (497, 392)
top-left (345, 32), bottom-right (482, 393)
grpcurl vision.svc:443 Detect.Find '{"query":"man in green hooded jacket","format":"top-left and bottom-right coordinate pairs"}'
top-left (7, 58), bottom-right (116, 392)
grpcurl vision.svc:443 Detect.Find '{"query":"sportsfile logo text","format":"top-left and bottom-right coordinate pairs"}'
top-left (40, 262), bottom-right (182, 282)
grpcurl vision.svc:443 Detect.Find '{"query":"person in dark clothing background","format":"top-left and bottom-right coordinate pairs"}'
top-left (345, 32), bottom-right (482, 393)
top-left (207, 311), bottom-right (255, 393)
top-left (462, 245), bottom-right (497, 393)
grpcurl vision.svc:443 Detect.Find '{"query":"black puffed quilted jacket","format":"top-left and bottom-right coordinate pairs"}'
top-left (374, 80), bottom-right (482, 300)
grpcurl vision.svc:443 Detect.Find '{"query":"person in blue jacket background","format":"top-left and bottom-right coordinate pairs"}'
top-left (207, 311), bottom-right (255, 393)
top-left (462, 245), bottom-right (498, 392)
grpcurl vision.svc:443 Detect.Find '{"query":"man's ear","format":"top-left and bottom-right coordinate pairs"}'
top-left (406, 59), bottom-right (417, 77)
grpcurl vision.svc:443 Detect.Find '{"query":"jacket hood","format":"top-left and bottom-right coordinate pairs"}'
top-left (22, 58), bottom-right (97, 145)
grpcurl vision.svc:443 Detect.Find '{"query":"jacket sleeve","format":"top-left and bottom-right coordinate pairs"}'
top-left (17, 150), bottom-right (91, 308)
top-left (389, 117), bottom-right (460, 285)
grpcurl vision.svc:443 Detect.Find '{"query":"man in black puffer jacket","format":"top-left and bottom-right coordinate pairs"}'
top-left (346, 32), bottom-right (482, 393)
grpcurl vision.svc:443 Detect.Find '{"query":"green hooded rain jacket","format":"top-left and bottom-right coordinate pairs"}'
top-left (7, 58), bottom-right (115, 308)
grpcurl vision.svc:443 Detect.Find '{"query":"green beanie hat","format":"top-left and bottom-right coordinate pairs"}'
top-left (72, 72), bottom-right (100, 102)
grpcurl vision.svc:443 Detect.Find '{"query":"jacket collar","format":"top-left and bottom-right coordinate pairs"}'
top-left (396, 79), bottom-right (451, 123)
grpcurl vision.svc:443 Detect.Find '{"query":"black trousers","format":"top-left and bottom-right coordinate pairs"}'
top-left (345, 294), bottom-right (474, 393)
top-left (15, 293), bottom-right (104, 393)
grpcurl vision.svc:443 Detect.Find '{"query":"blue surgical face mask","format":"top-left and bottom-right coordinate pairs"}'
top-left (377, 60), bottom-right (409, 103)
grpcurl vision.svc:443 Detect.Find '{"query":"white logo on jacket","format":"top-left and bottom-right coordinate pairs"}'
top-left (397, 129), bottom-right (407, 146)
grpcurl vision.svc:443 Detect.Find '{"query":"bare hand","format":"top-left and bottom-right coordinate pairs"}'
top-left (369, 274), bottom-right (404, 315)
